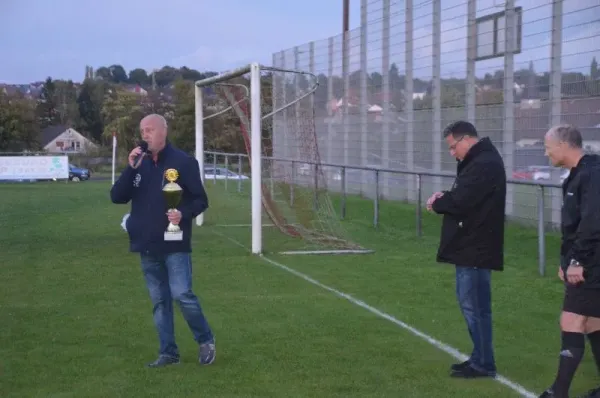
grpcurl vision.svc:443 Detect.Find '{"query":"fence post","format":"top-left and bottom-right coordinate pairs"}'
top-left (341, 166), bottom-right (347, 220)
top-left (313, 163), bottom-right (319, 212)
top-left (374, 169), bottom-right (380, 227)
top-left (237, 154), bottom-right (242, 192)
top-left (212, 153), bottom-right (217, 184)
top-left (290, 161), bottom-right (295, 206)
top-left (537, 185), bottom-right (546, 276)
top-left (224, 155), bottom-right (229, 190)
top-left (416, 174), bottom-right (422, 236)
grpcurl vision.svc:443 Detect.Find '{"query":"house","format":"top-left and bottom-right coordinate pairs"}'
top-left (514, 97), bottom-right (600, 150)
top-left (41, 125), bottom-right (98, 154)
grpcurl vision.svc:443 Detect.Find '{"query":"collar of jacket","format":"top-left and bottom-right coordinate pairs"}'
top-left (574, 153), bottom-right (600, 170)
top-left (151, 141), bottom-right (173, 163)
top-left (457, 137), bottom-right (495, 169)
top-left (567, 153), bottom-right (600, 182)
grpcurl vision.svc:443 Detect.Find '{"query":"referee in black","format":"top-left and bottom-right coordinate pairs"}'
top-left (539, 124), bottom-right (600, 398)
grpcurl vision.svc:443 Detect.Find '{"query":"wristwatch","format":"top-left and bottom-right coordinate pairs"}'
top-left (569, 259), bottom-right (582, 267)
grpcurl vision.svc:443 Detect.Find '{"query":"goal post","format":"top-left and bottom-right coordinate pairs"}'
top-left (194, 63), bottom-right (262, 254)
top-left (194, 62), bottom-right (373, 256)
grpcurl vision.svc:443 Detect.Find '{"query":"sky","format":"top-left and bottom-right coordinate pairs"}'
top-left (0, 0), bottom-right (360, 84)
top-left (0, 0), bottom-right (598, 84)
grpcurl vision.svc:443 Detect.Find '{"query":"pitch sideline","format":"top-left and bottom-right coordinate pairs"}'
top-left (213, 231), bottom-right (537, 398)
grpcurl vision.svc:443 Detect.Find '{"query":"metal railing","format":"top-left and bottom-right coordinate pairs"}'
top-left (204, 150), bottom-right (561, 277)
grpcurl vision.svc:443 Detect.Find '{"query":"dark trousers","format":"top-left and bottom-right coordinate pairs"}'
top-left (455, 265), bottom-right (496, 374)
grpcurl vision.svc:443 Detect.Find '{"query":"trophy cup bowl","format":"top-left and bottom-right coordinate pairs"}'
top-left (163, 169), bottom-right (183, 241)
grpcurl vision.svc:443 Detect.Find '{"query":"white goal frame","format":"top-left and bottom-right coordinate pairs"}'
top-left (193, 62), bottom-right (373, 257)
top-left (194, 63), bottom-right (263, 254)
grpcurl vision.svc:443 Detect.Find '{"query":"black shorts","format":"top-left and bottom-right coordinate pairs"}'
top-left (562, 285), bottom-right (600, 318)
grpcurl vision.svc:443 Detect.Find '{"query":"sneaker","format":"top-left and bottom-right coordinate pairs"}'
top-left (538, 389), bottom-right (555, 398)
top-left (199, 339), bottom-right (216, 365)
top-left (451, 360), bottom-right (471, 372)
top-left (146, 355), bottom-right (180, 368)
top-left (450, 364), bottom-right (495, 379)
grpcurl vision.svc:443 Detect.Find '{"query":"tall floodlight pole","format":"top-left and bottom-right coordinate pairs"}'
top-left (342, 0), bottom-right (350, 166)
top-left (343, 0), bottom-right (349, 33)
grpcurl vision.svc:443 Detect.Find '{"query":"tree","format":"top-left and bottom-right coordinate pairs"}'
top-left (128, 68), bottom-right (150, 86)
top-left (0, 92), bottom-right (40, 151)
top-left (36, 77), bottom-right (60, 128)
top-left (101, 89), bottom-right (146, 152)
top-left (77, 80), bottom-right (107, 143)
top-left (54, 80), bottom-right (80, 126)
top-left (169, 79), bottom-right (196, 153)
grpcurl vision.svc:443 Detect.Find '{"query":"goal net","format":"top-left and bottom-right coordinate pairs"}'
top-left (194, 63), bottom-right (373, 256)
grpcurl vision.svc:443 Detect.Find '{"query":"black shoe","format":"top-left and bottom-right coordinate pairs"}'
top-left (450, 364), bottom-right (495, 378)
top-left (451, 360), bottom-right (471, 372)
top-left (146, 355), bottom-right (180, 368)
top-left (538, 389), bottom-right (555, 398)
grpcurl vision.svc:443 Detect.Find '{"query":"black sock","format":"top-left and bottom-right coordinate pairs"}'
top-left (588, 330), bottom-right (600, 374)
top-left (551, 332), bottom-right (585, 397)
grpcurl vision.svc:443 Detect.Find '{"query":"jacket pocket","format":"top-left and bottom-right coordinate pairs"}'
top-left (126, 215), bottom-right (141, 242)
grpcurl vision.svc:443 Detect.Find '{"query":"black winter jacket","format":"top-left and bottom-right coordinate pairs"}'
top-left (110, 142), bottom-right (208, 255)
top-left (432, 137), bottom-right (506, 271)
top-left (560, 154), bottom-right (600, 289)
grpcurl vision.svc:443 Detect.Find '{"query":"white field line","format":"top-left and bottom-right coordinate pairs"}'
top-left (213, 231), bottom-right (538, 398)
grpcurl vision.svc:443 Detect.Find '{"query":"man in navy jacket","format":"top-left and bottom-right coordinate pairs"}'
top-left (110, 114), bottom-right (215, 368)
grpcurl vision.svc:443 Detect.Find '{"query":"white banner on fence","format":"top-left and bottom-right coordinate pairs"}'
top-left (0, 156), bottom-right (69, 180)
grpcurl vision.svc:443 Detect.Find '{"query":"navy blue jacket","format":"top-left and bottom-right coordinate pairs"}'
top-left (110, 142), bottom-right (208, 255)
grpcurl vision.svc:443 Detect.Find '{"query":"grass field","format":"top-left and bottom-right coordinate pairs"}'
top-left (1, 179), bottom-right (599, 397)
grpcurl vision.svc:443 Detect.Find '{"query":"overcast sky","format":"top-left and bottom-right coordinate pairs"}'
top-left (0, 0), bottom-right (597, 83)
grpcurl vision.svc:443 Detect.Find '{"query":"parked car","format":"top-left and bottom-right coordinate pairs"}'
top-left (512, 165), bottom-right (568, 183)
top-left (204, 167), bottom-right (249, 180)
top-left (69, 163), bottom-right (90, 182)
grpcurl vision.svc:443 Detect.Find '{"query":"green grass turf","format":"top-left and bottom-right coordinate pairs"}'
top-left (0, 180), bottom-right (598, 397)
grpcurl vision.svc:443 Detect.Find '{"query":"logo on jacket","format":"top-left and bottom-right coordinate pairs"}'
top-left (133, 173), bottom-right (141, 188)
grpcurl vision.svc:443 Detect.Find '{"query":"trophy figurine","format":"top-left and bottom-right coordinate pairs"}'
top-left (162, 168), bottom-right (183, 241)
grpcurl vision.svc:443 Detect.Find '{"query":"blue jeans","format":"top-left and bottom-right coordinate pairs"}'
top-left (140, 252), bottom-right (213, 358)
top-left (455, 265), bottom-right (496, 374)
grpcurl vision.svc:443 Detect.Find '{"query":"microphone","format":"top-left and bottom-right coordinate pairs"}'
top-left (133, 140), bottom-right (151, 167)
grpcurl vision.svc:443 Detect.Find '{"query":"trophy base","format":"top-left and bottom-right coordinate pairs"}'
top-left (164, 231), bottom-right (183, 241)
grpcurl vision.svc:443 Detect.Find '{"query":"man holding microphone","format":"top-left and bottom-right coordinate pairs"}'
top-left (110, 114), bottom-right (215, 368)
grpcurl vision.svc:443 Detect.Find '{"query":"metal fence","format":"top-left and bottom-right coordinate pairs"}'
top-left (205, 150), bottom-right (560, 276)
top-left (271, 0), bottom-right (600, 228)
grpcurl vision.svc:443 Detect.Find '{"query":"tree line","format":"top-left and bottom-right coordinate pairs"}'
top-left (1, 59), bottom-right (598, 155)
top-left (0, 65), bottom-right (258, 155)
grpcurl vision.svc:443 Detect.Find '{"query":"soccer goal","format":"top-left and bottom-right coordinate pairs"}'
top-left (193, 63), bottom-right (373, 256)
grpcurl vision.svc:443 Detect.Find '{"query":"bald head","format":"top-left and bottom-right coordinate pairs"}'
top-left (544, 124), bottom-right (584, 168)
top-left (140, 114), bottom-right (168, 153)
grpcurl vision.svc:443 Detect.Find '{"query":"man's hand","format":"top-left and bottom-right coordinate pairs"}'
top-left (426, 191), bottom-right (444, 211)
top-left (558, 266), bottom-right (565, 281)
top-left (128, 147), bottom-right (145, 169)
top-left (566, 264), bottom-right (585, 285)
top-left (167, 209), bottom-right (182, 225)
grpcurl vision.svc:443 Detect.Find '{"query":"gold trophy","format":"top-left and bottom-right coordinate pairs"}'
top-left (162, 168), bottom-right (183, 241)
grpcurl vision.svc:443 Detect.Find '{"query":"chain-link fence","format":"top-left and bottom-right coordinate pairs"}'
top-left (271, 0), bottom-right (600, 227)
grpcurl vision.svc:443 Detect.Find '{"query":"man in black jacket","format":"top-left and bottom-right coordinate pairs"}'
top-left (110, 114), bottom-right (215, 368)
top-left (538, 125), bottom-right (600, 398)
top-left (427, 121), bottom-right (506, 379)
